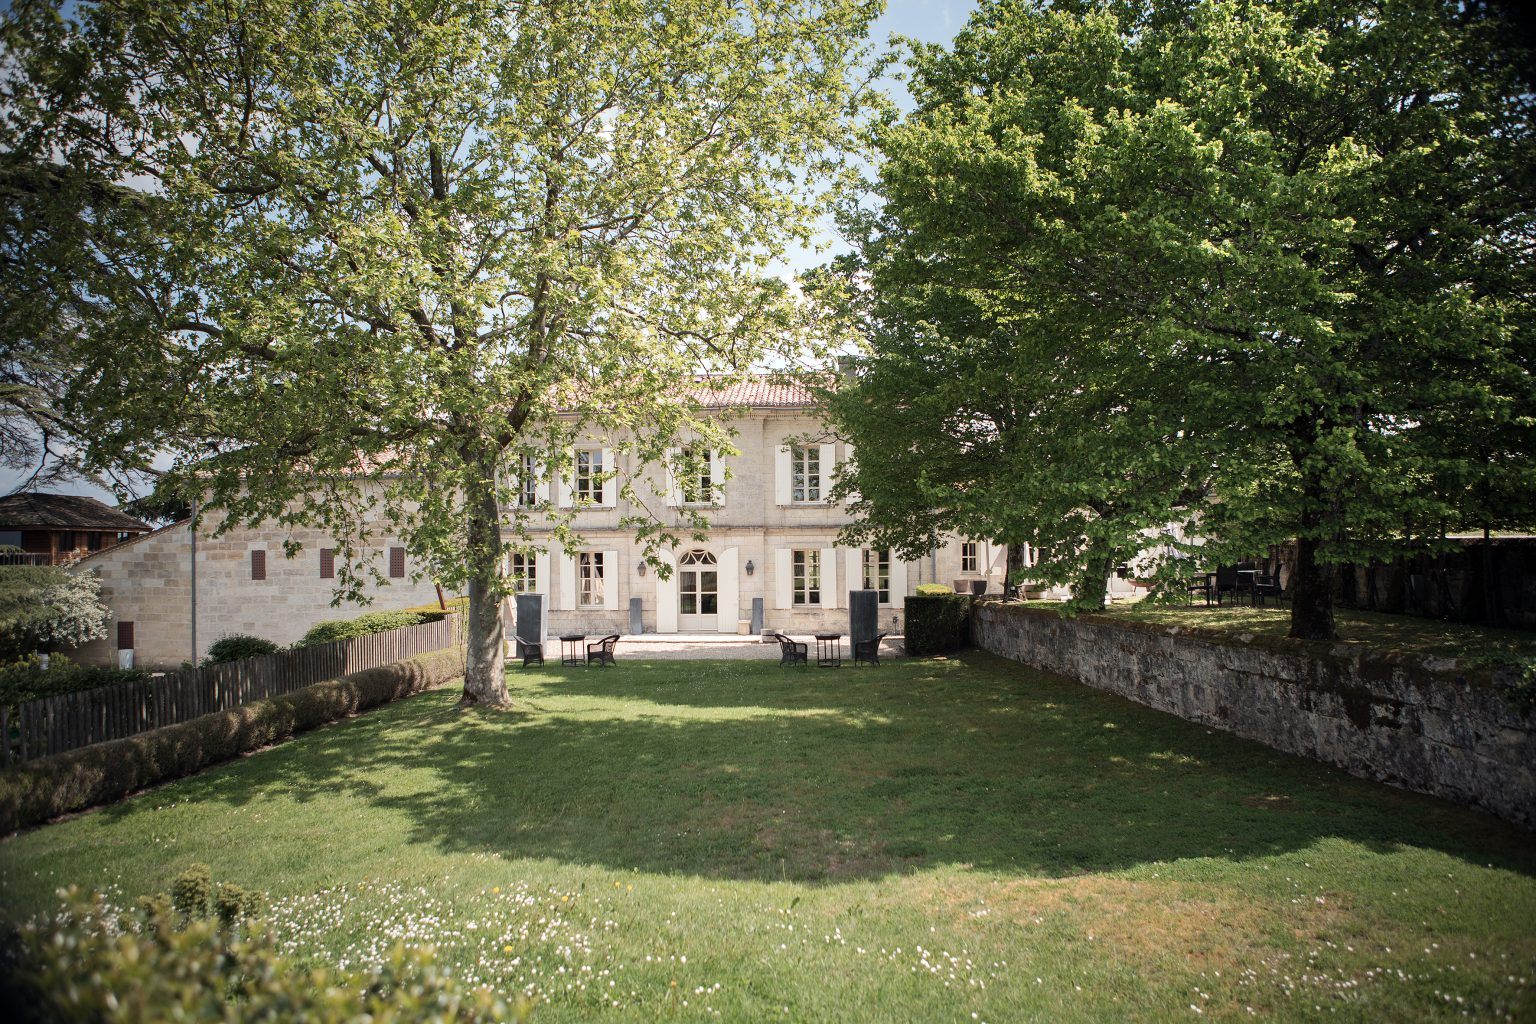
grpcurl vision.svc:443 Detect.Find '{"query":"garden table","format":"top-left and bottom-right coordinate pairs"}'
top-left (559, 634), bottom-right (587, 667)
top-left (814, 633), bottom-right (843, 668)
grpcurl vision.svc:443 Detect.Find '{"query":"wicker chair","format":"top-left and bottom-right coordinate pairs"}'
top-left (853, 632), bottom-right (888, 667)
top-left (774, 633), bottom-right (808, 667)
top-left (515, 638), bottom-right (544, 669)
top-left (586, 634), bottom-right (620, 667)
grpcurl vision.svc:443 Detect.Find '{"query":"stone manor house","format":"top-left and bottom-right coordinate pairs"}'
top-left (70, 377), bottom-right (1013, 668)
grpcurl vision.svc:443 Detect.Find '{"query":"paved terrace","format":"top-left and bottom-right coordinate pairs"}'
top-left (594, 633), bottom-right (907, 661)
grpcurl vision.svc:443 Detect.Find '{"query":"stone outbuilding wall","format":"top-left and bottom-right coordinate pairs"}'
top-left (971, 602), bottom-right (1536, 830)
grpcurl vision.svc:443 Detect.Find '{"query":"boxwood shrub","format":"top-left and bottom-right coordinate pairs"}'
top-left (915, 583), bottom-right (954, 596)
top-left (905, 592), bottom-right (973, 656)
top-left (0, 646), bottom-right (464, 835)
top-left (204, 633), bottom-right (280, 664)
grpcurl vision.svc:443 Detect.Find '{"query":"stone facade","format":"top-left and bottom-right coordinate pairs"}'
top-left (971, 601), bottom-right (1536, 830)
top-left (505, 398), bottom-right (1015, 638)
top-left (69, 518), bottom-right (440, 669)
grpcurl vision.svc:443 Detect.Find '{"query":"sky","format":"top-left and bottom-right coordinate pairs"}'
top-left (1, 0), bottom-right (980, 506)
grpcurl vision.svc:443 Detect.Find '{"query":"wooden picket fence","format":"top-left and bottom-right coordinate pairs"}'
top-left (0, 614), bottom-right (463, 767)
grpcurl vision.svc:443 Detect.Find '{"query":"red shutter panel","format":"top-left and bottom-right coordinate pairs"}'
top-left (251, 549), bottom-right (266, 580)
top-left (116, 621), bottom-right (135, 649)
top-left (320, 548), bottom-right (335, 579)
top-left (389, 546), bottom-right (405, 578)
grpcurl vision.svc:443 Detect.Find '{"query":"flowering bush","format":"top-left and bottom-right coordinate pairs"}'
top-left (0, 877), bottom-right (532, 1023)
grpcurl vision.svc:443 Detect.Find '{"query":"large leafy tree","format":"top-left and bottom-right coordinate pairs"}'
top-left (2, 0), bottom-right (878, 703)
top-left (825, 0), bottom-right (1535, 636)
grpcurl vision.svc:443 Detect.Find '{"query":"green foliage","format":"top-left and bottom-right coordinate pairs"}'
top-left (170, 863), bottom-right (212, 918)
top-left (0, 647), bottom-right (465, 835)
top-left (824, 0), bottom-right (1536, 638)
top-left (914, 583), bottom-right (955, 596)
top-left (0, 656), bottom-right (148, 705)
top-left (903, 593), bottom-right (972, 656)
top-left (401, 596), bottom-right (470, 622)
top-left (3, 0), bottom-right (879, 701)
top-left (294, 610), bottom-right (426, 648)
top-left (1, 885), bottom-right (529, 1023)
top-left (203, 634), bottom-right (279, 664)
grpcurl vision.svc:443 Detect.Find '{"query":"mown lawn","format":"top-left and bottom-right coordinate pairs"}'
top-left (1058, 602), bottom-right (1536, 662)
top-left (1, 654), bottom-right (1533, 1022)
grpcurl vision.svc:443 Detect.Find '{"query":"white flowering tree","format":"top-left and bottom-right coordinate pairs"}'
top-left (0, 564), bottom-right (108, 660)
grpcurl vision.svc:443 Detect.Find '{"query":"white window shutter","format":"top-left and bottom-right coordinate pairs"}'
top-left (774, 446), bottom-right (792, 505)
top-left (534, 551), bottom-right (551, 596)
top-left (603, 548), bottom-right (620, 609)
top-left (774, 548), bottom-right (792, 609)
top-left (715, 547), bottom-right (739, 633)
top-left (557, 548), bottom-right (576, 610)
top-left (818, 443), bottom-right (836, 502)
top-left (656, 550), bottom-right (678, 633)
top-left (664, 448), bottom-right (681, 507)
top-left (820, 545), bottom-right (839, 608)
top-left (843, 444), bottom-right (859, 503)
top-left (889, 559), bottom-right (907, 608)
top-left (600, 448), bottom-right (616, 507)
top-left (844, 548), bottom-right (863, 598)
top-left (556, 457), bottom-right (572, 509)
top-left (709, 449), bottom-right (724, 507)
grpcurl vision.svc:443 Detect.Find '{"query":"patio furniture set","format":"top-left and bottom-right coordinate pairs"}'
top-left (515, 634), bottom-right (619, 668)
top-left (772, 632), bottom-right (887, 668)
top-left (1187, 562), bottom-right (1284, 607)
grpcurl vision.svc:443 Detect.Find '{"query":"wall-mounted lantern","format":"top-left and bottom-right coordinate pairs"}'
top-left (637, 561), bottom-right (647, 576)
top-left (745, 559), bottom-right (755, 576)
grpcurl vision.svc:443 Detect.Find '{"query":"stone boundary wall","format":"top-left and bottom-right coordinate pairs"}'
top-left (971, 602), bottom-right (1536, 830)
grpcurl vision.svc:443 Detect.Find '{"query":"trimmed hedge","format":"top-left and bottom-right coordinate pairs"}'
top-left (905, 592), bottom-right (973, 656)
top-left (915, 583), bottom-right (955, 596)
top-left (294, 610), bottom-right (426, 647)
top-left (0, 646), bottom-right (464, 835)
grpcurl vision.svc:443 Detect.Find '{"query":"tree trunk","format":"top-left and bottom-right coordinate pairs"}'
top-left (1288, 535), bottom-right (1338, 640)
top-left (1074, 542), bottom-right (1116, 611)
top-left (1005, 542), bottom-right (1026, 599)
top-left (460, 469), bottom-right (509, 707)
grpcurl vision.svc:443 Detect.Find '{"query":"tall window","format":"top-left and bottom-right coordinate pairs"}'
top-left (961, 542), bottom-right (979, 574)
top-left (578, 551), bottom-right (605, 607)
top-left (517, 454), bottom-right (539, 507)
top-left (791, 445), bottom-right (821, 503)
top-left (792, 549), bottom-right (821, 605)
top-left (680, 446), bottom-right (713, 504)
top-left (575, 449), bottom-right (604, 503)
top-left (863, 548), bottom-right (890, 603)
top-left (389, 546), bottom-right (406, 578)
top-left (250, 549), bottom-right (267, 580)
top-left (509, 552), bottom-right (536, 593)
top-left (319, 547), bottom-right (335, 579)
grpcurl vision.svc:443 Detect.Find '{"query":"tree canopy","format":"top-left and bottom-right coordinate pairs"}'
top-left (824, 0), bottom-right (1536, 635)
top-left (2, 0), bottom-right (879, 700)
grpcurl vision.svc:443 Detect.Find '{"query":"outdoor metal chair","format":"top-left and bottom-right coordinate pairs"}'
top-left (1214, 566), bottom-right (1240, 604)
top-left (853, 632), bottom-right (888, 667)
top-left (774, 633), bottom-right (808, 667)
top-left (1186, 575), bottom-right (1213, 606)
top-left (1253, 568), bottom-right (1284, 606)
top-left (515, 638), bottom-right (544, 669)
top-left (586, 634), bottom-right (620, 667)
